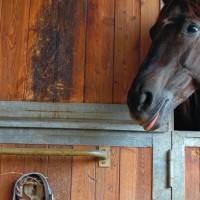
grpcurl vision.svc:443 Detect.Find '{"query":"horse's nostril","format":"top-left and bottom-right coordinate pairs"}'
top-left (139, 90), bottom-right (153, 109)
top-left (140, 93), bottom-right (147, 105)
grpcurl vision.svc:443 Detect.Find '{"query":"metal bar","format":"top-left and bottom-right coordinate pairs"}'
top-left (167, 150), bottom-right (173, 188)
top-left (0, 148), bottom-right (107, 159)
top-left (172, 131), bottom-right (185, 200)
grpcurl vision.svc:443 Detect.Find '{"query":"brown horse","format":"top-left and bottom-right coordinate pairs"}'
top-left (127, 0), bottom-right (200, 131)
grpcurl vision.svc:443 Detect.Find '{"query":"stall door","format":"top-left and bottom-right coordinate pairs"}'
top-left (172, 131), bottom-right (200, 200)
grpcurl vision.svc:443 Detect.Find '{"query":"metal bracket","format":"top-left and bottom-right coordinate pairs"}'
top-left (99, 147), bottom-right (110, 168)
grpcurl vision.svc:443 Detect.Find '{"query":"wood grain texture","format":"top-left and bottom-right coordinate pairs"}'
top-left (0, 0), bottom-right (159, 199)
top-left (135, 148), bottom-right (152, 199)
top-left (52, 0), bottom-right (86, 102)
top-left (84, 0), bottom-right (115, 103)
top-left (0, 0), bottom-right (30, 100)
top-left (71, 146), bottom-right (96, 200)
top-left (0, 3), bottom-right (2, 196)
top-left (25, 0), bottom-right (87, 102)
top-left (24, 0), bottom-right (45, 101)
top-left (48, 145), bottom-right (72, 200)
top-left (23, 144), bottom-right (48, 200)
top-left (120, 147), bottom-right (152, 200)
top-left (66, 0), bottom-right (87, 103)
top-left (0, 0), bottom-right (2, 29)
top-left (140, 0), bottom-right (160, 62)
top-left (114, 0), bottom-right (141, 104)
top-left (0, 144), bottom-right (25, 200)
top-left (95, 147), bottom-right (120, 200)
top-left (27, 0), bottom-right (59, 102)
top-left (0, 1), bottom-right (30, 199)
top-left (24, 144), bottom-right (48, 174)
top-left (185, 147), bottom-right (200, 200)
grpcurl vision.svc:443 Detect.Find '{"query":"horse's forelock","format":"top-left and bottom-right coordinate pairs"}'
top-left (161, 0), bottom-right (200, 19)
top-left (182, 0), bottom-right (200, 18)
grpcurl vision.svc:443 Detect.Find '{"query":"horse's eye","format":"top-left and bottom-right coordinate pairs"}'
top-left (187, 24), bottom-right (200, 34)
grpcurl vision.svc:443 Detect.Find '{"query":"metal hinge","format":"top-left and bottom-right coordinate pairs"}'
top-left (167, 150), bottom-right (174, 188)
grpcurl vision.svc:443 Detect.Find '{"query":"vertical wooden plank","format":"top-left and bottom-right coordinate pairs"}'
top-left (84, 0), bottom-right (115, 103)
top-left (66, 0), bottom-right (87, 103)
top-left (48, 145), bottom-right (73, 200)
top-left (24, 144), bottom-right (48, 175)
top-left (0, 0), bottom-right (30, 100)
top-left (114, 0), bottom-right (141, 104)
top-left (71, 146), bottom-right (96, 200)
top-left (185, 147), bottom-right (200, 200)
top-left (25, 0), bottom-right (87, 103)
top-left (0, 1), bottom-right (30, 199)
top-left (0, 1), bottom-right (3, 197)
top-left (44, 1), bottom-right (87, 199)
top-left (22, 3), bottom-right (49, 197)
top-left (50, 0), bottom-right (86, 102)
top-left (120, 147), bottom-right (152, 200)
top-left (25, 0), bottom-right (59, 102)
top-left (136, 148), bottom-right (152, 199)
top-left (24, 0), bottom-right (44, 101)
top-left (120, 147), bottom-right (138, 199)
top-left (0, 0), bottom-right (2, 28)
top-left (0, 144), bottom-right (24, 200)
top-left (95, 147), bottom-right (120, 200)
top-left (140, 0), bottom-right (160, 62)
top-left (84, 1), bottom-right (120, 199)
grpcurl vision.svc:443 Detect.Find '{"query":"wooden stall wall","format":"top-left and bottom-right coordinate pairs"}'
top-left (0, 0), bottom-right (159, 199)
top-left (185, 147), bottom-right (200, 200)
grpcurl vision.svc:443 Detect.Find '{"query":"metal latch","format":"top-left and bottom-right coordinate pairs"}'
top-left (167, 150), bottom-right (174, 188)
top-left (99, 147), bottom-right (110, 168)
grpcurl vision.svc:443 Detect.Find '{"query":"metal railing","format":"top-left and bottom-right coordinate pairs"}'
top-left (0, 148), bottom-right (107, 159)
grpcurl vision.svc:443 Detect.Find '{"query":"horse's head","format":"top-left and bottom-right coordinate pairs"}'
top-left (127, 0), bottom-right (200, 131)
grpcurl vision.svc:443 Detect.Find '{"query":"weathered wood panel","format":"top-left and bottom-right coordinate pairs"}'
top-left (114, 0), bottom-right (140, 104)
top-left (25, 0), bottom-right (87, 102)
top-left (0, 144), bottom-right (25, 199)
top-left (0, 0), bottom-right (160, 199)
top-left (0, 1), bottom-right (3, 197)
top-left (140, 0), bottom-right (160, 62)
top-left (25, 0), bottom-right (47, 101)
top-left (0, 146), bottom-right (152, 200)
top-left (0, 0), bottom-right (30, 100)
top-left (96, 147), bottom-right (120, 200)
top-left (0, 1), bottom-right (29, 199)
top-left (0, 0), bottom-right (160, 104)
top-left (84, 0), bottom-right (115, 103)
top-left (48, 145), bottom-right (73, 200)
top-left (71, 146), bottom-right (96, 200)
top-left (185, 147), bottom-right (200, 200)
top-left (0, 0), bottom-right (2, 28)
top-left (120, 148), bottom-right (152, 200)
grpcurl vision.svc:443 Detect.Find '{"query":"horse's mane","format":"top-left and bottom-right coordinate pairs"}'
top-left (174, 90), bottom-right (200, 131)
top-left (184, 0), bottom-right (200, 17)
top-left (161, 0), bottom-right (200, 18)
